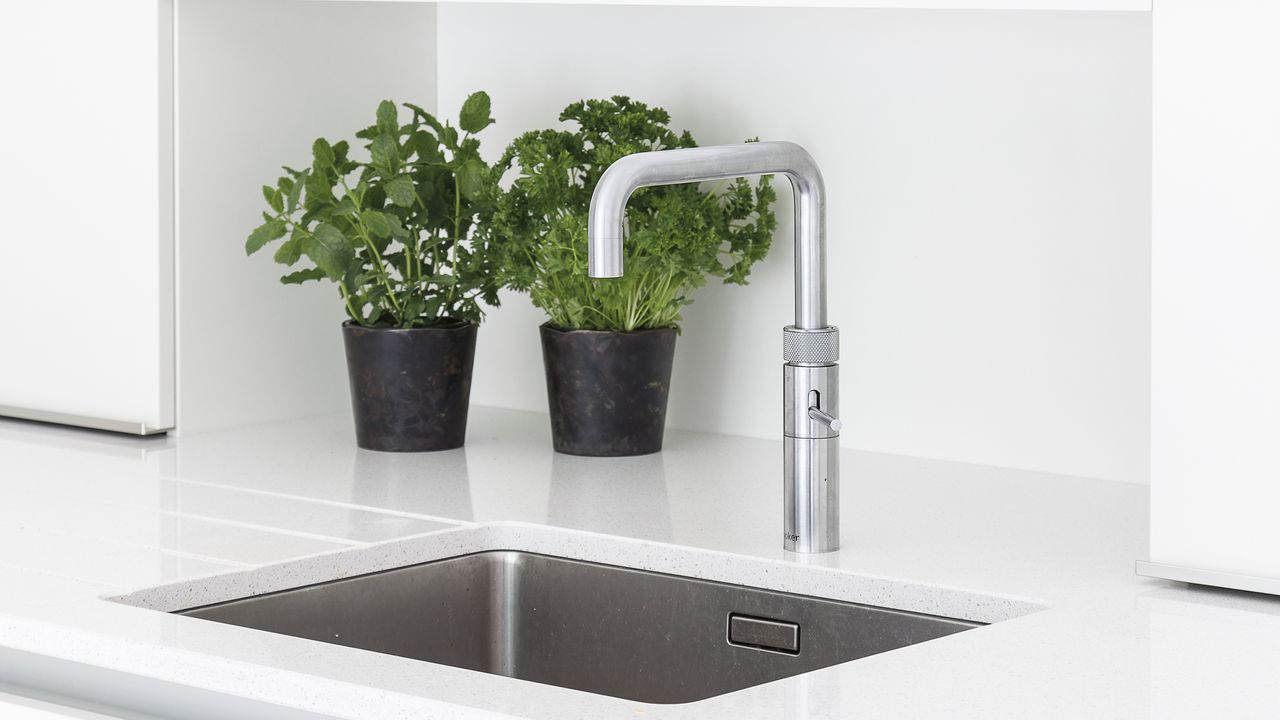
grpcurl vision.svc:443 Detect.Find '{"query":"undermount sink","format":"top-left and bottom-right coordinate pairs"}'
top-left (175, 550), bottom-right (980, 704)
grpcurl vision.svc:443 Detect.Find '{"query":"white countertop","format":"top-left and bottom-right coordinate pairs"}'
top-left (0, 692), bottom-right (133, 720)
top-left (1, 407), bottom-right (1278, 719)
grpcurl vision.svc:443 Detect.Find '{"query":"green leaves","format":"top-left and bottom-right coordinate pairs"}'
top-left (245, 218), bottom-right (286, 255)
top-left (361, 210), bottom-right (393, 238)
top-left (410, 131), bottom-right (443, 163)
top-left (459, 91), bottom-right (494, 134)
top-left (376, 100), bottom-right (399, 135)
top-left (454, 160), bottom-right (487, 200)
top-left (285, 169), bottom-right (307, 212)
top-left (304, 223), bottom-right (354, 280)
top-left (246, 93), bottom-right (502, 328)
top-left (262, 185), bottom-right (284, 213)
top-left (273, 227), bottom-right (307, 265)
top-left (280, 267), bottom-right (326, 285)
top-left (490, 95), bottom-right (777, 332)
top-left (384, 174), bottom-right (416, 207)
top-left (312, 138), bottom-right (336, 170)
top-left (370, 134), bottom-right (400, 175)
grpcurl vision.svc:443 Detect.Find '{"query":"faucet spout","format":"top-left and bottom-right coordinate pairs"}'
top-left (588, 141), bottom-right (828, 329)
top-left (586, 140), bottom-right (841, 554)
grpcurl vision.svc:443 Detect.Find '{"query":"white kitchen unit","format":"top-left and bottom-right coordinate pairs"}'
top-left (0, 0), bottom-right (175, 434)
top-left (1140, 0), bottom-right (1280, 594)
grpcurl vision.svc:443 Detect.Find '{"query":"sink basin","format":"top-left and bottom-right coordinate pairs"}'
top-left (176, 550), bottom-right (979, 704)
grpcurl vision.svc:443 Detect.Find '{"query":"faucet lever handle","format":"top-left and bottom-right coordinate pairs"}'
top-left (807, 407), bottom-right (843, 433)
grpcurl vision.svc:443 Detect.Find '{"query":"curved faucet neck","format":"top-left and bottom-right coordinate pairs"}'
top-left (587, 141), bottom-right (828, 329)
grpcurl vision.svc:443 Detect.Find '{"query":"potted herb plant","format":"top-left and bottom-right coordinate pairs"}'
top-left (492, 96), bottom-right (777, 456)
top-left (247, 93), bottom-right (500, 452)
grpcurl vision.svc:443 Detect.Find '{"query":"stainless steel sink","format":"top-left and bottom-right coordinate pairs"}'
top-left (177, 551), bottom-right (979, 704)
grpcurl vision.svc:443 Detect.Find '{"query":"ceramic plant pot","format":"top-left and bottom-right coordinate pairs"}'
top-left (342, 320), bottom-right (477, 452)
top-left (539, 323), bottom-right (677, 457)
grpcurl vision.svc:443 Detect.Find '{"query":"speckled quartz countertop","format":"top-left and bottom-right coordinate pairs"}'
top-left (1, 407), bottom-right (1279, 719)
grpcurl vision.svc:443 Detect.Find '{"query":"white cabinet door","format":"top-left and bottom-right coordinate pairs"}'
top-left (1145, 0), bottom-right (1280, 593)
top-left (0, 0), bottom-right (174, 434)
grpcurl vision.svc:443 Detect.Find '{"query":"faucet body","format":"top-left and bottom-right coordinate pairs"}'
top-left (587, 141), bottom-right (841, 553)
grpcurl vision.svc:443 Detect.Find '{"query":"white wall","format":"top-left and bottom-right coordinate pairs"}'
top-left (438, 5), bottom-right (1152, 483)
top-left (0, 0), bottom-right (174, 433)
top-left (175, 0), bottom-right (437, 434)
top-left (1150, 1), bottom-right (1280, 579)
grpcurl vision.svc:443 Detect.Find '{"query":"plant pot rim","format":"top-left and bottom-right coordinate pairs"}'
top-left (540, 322), bottom-right (676, 337)
top-left (343, 318), bottom-right (477, 333)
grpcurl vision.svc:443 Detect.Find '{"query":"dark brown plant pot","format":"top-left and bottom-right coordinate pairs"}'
top-left (540, 323), bottom-right (677, 457)
top-left (342, 320), bottom-right (477, 452)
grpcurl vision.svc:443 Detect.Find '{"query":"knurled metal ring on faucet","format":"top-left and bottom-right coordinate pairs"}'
top-left (783, 326), bottom-right (839, 365)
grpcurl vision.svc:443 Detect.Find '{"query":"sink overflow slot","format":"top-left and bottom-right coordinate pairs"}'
top-left (726, 614), bottom-right (801, 655)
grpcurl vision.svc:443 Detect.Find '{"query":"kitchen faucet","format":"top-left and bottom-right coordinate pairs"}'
top-left (587, 141), bottom-right (840, 553)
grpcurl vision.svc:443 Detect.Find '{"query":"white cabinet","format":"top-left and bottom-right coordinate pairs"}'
top-left (1142, 0), bottom-right (1280, 594)
top-left (0, 0), bottom-right (174, 434)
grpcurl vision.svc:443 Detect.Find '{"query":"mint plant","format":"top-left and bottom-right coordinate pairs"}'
top-left (491, 96), bottom-right (778, 332)
top-left (246, 92), bottom-right (500, 328)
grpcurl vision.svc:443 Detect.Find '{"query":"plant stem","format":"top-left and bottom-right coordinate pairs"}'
top-left (447, 153), bottom-right (464, 313)
top-left (343, 187), bottom-right (403, 320)
top-left (338, 284), bottom-right (360, 323)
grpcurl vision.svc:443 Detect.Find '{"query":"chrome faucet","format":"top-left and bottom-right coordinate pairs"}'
top-left (587, 141), bottom-right (840, 553)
